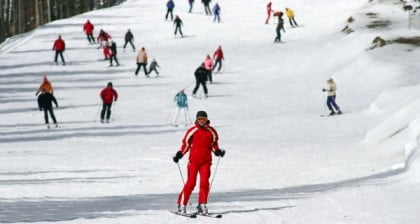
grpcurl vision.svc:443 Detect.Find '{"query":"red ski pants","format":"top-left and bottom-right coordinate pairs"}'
top-left (177, 161), bottom-right (211, 205)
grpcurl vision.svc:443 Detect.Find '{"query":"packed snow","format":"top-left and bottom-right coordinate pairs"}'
top-left (0, 0), bottom-right (419, 223)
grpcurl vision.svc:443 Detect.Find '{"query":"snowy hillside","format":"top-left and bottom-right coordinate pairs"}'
top-left (1, 0), bottom-right (420, 223)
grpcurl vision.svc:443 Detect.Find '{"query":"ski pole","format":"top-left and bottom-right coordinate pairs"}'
top-left (93, 103), bottom-right (102, 122)
top-left (112, 101), bottom-right (117, 122)
top-left (209, 156), bottom-right (221, 192)
top-left (322, 91), bottom-right (327, 116)
top-left (176, 162), bottom-right (186, 185)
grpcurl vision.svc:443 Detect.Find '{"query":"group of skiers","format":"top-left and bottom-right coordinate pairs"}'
top-left (265, 2), bottom-right (299, 43)
top-left (39, 1), bottom-right (346, 217)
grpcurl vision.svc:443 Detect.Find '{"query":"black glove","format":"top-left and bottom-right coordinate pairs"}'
top-left (322, 88), bottom-right (326, 92)
top-left (173, 151), bottom-right (183, 163)
top-left (214, 149), bottom-right (225, 157)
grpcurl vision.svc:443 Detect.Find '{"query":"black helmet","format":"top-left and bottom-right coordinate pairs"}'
top-left (196, 111), bottom-right (208, 118)
top-left (107, 82), bottom-right (113, 87)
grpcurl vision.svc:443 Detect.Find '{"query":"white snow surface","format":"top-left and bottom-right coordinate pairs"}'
top-left (1, 0), bottom-right (420, 223)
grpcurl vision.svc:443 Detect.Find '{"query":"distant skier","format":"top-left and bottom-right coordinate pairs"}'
top-left (100, 82), bottom-right (118, 123)
top-left (188, 0), bottom-right (195, 13)
top-left (103, 41), bottom-right (111, 60)
top-left (172, 110), bottom-right (225, 215)
top-left (172, 89), bottom-right (192, 126)
top-left (166, 0), bottom-right (175, 21)
top-left (174, 15), bottom-right (184, 38)
top-left (52, 35), bottom-right (65, 65)
top-left (265, 2), bottom-right (274, 24)
top-left (213, 3), bottom-right (221, 22)
top-left (135, 47), bottom-right (149, 76)
top-left (274, 11), bottom-right (286, 43)
top-left (123, 29), bottom-right (136, 51)
top-left (285, 7), bottom-right (298, 27)
top-left (322, 78), bottom-right (342, 116)
top-left (147, 58), bottom-right (160, 77)
top-left (212, 45), bottom-right (224, 73)
top-left (109, 40), bottom-right (120, 67)
top-left (83, 20), bottom-right (95, 44)
top-left (203, 55), bottom-right (214, 84)
top-left (97, 29), bottom-right (111, 48)
top-left (202, 0), bottom-right (212, 15)
top-left (192, 63), bottom-right (209, 98)
top-left (37, 88), bottom-right (59, 128)
top-left (35, 76), bottom-right (53, 96)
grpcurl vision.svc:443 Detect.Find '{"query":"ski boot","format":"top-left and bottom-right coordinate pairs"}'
top-left (329, 111), bottom-right (336, 116)
top-left (197, 203), bottom-right (208, 215)
top-left (178, 205), bottom-right (187, 214)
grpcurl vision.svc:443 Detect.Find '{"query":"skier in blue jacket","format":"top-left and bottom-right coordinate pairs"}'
top-left (173, 89), bottom-right (192, 126)
top-left (166, 0), bottom-right (175, 21)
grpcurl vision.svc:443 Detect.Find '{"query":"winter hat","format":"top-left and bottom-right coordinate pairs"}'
top-left (107, 82), bottom-right (113, 87)
top-left (196, 111), bottom-right (208, 118)
top-left (43, 76), bottom-right (48, 82)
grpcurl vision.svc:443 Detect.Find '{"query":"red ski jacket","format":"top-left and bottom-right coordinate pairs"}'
top-left (100, 87), bottom-right (118, 104)
top-left (179, 121), bottom-right (220, 163)
top-left (213, 48), bottom-right (224, 60)
top-left (83, 22), bottom-right (94, 35)
top-left (53, 38), bottom-right (65, 51)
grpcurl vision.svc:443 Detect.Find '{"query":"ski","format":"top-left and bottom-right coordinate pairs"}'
top-left (197, 213), bottom-right (223, 218)
top-left (169, 211), bottom-right (197, 218)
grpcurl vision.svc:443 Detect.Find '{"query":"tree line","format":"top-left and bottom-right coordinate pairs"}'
top-left (0, 0), bottom-right (125, 44)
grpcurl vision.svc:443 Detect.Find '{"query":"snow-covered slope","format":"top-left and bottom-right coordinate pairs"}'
top-left (0, 0), bottom-right (419, 223)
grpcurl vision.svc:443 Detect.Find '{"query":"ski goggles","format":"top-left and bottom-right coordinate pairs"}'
top-left (197, 117), bottom-right (208, 122)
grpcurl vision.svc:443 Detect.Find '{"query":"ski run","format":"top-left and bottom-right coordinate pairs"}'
top-left (1, 0), bottom-right (420, 223)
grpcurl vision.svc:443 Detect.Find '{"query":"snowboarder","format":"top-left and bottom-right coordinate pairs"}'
top-left (188, 0), bottom-right (195, 13)
top-left (109, 40), bottom-right (120, 66)
top-left (322, 78), bottom-right (342, 116)
top-left (37, 88), bottom-right (59, 128)
top-left (147, 58), bottom-right (160, 77)
top-left (100, 82), bottom-right (118, 123)
top-left (192, 63), bottom-right (209, 98)
top-left (202, 0), bottom-right (212, 15)
top-left (135, 47), bottom-right (148, 76)
top-left (35, 76), bottom-right (53, 96)
top-left (212, 45), bottom-right (224, 73)
top-left (52, 35), bottom-right (65, 65)
top-left (83, 20), bottom-right (95, 44)
top-left (172, 110), bottom-right (225, 214)
top-left (274, 11), bottom-right (286, 43)
top-left (123, 29), bottom-right (136, 51)
top-left (265, 2), bottom-right (274, 24)
top-left (285, 7), bottom-right (298, 27)
top-left (213, 3), bottom-right (221, 22)
top-left (203, 55), bottom-right (214, 84)
top-left (174, 15), bottom-right (184, 38)
top-left (172, 89), bottom-right (192, 126)
top-left (166, 0), bottom-right (175, 21)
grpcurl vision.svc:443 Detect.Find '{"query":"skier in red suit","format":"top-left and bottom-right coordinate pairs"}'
top-left (83, 20), bottom-right (95, 44)
top-left (99, 82), bottom-right (118, 123)
top-left (52, 35), bottom-right (65, 65)
top-left (265, 2), bottom-right (274, 24)
top-left (173, 111), bottom-right (225, 215)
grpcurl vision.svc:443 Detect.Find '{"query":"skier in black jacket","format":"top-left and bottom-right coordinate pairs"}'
top-left (174, 15), bottom-right (184, 38)
top-left (37, 89), bottom-right (59, 128)
top-left (202, 0), bottom-right (212, 15)
top-left (123, 29), bottom-right (135, 51)
top-left (109, 40), bottom-right (120, 66)
top-left (192, 63), bottom-right (209, 98)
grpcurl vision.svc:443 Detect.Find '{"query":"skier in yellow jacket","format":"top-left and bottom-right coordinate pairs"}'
top-left (285, 8), bottom-right (298, 27)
